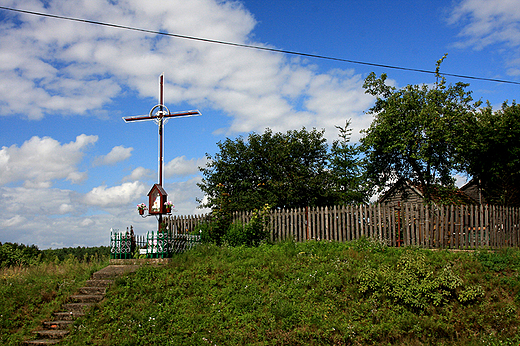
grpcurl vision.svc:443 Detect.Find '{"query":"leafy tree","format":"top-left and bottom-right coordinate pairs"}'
top-left (455, 101), bottom-right (520, 206)
top-left (0, 242), bottom-right (41, 267)
top-left (198, 128), bottom-right (337, 213)
top-left (360, 56), bottom-right (481, 201)
top-left (329, 120), bottom-right (369, 204)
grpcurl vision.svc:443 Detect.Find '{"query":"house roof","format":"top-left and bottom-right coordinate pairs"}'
top-left (459, 178), bottom-right (484, 204)
top-left (379, 178), bottom-right (478, 205)
top-left (378, 178), bottom-right (423, 203)
top-left (460, 178), bottom-right (477, 191)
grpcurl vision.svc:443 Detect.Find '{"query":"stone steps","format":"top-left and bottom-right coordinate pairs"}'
top-left (53, 312), bottom-right (84, 321)
top-left (85, 279), bottom-right (113, 287)
top-left (77, 286), bottom-right (106, 295)
top-left (24, 265), bottom-right (139, 345)
top-left (61, 302), bottom-right (97, 313)
top-left (42, 321), bottom-right (74, 329)
top-left (69, 294), bottom-right (105, 303)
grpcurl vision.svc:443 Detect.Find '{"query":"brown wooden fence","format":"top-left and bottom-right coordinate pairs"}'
top-left (165, 203), bottom-right (520, 249)
top-left (163, 213), bottom-right (211, 235)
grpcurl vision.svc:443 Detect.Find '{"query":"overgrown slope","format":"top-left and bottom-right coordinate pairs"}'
top-left (0, 256), bottom-right (108, 345)
top-left (63, 240), bottom-right (520, 345)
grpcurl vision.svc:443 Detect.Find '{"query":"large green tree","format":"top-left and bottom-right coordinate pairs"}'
top-left (198, 128), bottom-right (337, 212)
top-left (360, 57), bottom-right (481, 201)
top-left (455, 102), bottom-right (520, 206)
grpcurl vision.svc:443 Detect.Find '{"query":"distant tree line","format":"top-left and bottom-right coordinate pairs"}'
top-left (43, 245), bottom-right (110, 262)
top-left (0, 242), bottom-right (109, 268)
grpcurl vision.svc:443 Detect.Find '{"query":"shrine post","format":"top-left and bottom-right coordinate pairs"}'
top-left (123, 74), bottom-right (201, 231)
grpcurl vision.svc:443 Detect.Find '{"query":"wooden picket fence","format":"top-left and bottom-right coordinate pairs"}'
top-left (163, 214), bottom-right (211, 235)
top-left (165, 203), bottom-right (520, 249)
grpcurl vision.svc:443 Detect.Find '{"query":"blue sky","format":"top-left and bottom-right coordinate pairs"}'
top-left (1, 0), bottom-right (519, 249)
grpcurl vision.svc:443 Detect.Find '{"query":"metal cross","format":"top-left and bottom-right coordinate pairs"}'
top-left (123, 74), bottom-right (201, 187)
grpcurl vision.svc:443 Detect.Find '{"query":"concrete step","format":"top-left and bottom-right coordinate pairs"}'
top-left (24, 339), bottom-right (61, 345)
top-left (91, 265), bottom-right (139, 280)
top-left (32, 329), bottom-right (69, 339)
top-left (70, 294), bottom-right (104, 303)
top-left (78, 286), bottom-right (106, 295)
top-left (62, 302), bottom-right (95, 313)
top-left (85, 279), bottom-right (113, 287)
top-left (53, 311), bottom-right (84, 321)
top-left (42, 320), bottom-right (73, 330)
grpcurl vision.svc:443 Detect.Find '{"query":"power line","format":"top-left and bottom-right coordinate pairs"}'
top-left (2, 5), bottom-right (520, 86)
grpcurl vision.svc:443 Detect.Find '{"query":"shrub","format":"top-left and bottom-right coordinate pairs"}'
top-left (202, 204), bottom-right (271, 247)
top-left (358, 249), bottom-right (484, 311)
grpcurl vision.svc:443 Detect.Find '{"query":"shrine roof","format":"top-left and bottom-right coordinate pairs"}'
top-left (147, 183), bottom-right (167, 196)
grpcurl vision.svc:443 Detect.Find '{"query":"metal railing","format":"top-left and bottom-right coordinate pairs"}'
top-left (110, 229), bottom-right (133, 259)
top-left (110, 228), bottom-right (200, 259)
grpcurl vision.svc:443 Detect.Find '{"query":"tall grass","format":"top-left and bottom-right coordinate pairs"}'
top-left (62, 240), bottom-right (520, 345)
top-left (0, 255), bottom-right (108, 345)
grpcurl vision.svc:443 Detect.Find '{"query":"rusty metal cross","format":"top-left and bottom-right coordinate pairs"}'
top-left (123, 74), bottom-right (201, 187)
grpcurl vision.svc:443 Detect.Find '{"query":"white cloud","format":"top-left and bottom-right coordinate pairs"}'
top-left (0, 211), bottom-right (142, 249)
top-left (164, 156), bottom-right (208, 177)
top-left (163, 177), bottom-right (209, 215)
top-left (2, 215), bottom-right (27, 228)
top-left (0, 0), bottom-right (383, 249)
top-left (94, 145), bottom-right (133, 166)
top-left (305, 69), bottom-right (376, 141)
top-left (448, 0), bottom-right (520, 75)
top-left (81, 218), bottom-right (94, 227)
top-left (83, 181), bottom-right (147, 207)
top-left (1, 186), bottom-right (79, 218)
top-left (0, 182), bottom-right (157, 248)
top-left (58, 203), bottom-right (74, 214)
top-left (123, 167), bottom-right (155, 182)
top-left (0, 0), bottom-right (374, 137)
top-left (448, 0), bottom-right (520, 49)
top-left (0, 134), bottom-right (97, 187)
top-left (454, 173), bottom-right (470, 188)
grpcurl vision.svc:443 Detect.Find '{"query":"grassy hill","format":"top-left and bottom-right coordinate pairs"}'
top-left (0, 256), bottom-right (108, 345)
top-left (3, 239), bottom-right (520, 345)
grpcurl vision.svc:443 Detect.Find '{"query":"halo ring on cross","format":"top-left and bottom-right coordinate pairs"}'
top-left (149, 104), bottom-right (170, 118)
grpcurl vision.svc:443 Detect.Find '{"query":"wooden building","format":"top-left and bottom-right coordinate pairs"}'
top-left (379, 178), bottom-right (478, 207)
top-left (378, 179), bottom-right (424, 207)
top-left (460, 179), bottom-right (486, 205)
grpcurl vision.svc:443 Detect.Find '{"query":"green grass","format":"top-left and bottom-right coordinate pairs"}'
top-left (0, 255), bottom-right (108, 345)
top-left (59, 239), bottom-right (520, 346)
top-left (3, 240), bottom-right (520, 345)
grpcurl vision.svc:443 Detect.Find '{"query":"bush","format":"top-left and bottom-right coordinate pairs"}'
top-left (358, 249), bottom-right (486, 311)
top-left (201, 204), bottom-right (271, 247)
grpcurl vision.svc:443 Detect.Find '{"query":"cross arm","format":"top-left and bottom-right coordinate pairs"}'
top-left (123, 109), bottom-right (201, 123)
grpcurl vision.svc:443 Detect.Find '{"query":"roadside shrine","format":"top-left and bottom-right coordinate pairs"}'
top-left (110, 74), bottom-right (201, 259)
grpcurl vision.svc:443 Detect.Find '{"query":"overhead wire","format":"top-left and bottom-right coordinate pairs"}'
top-left (1, 5), bottom-right (520, 86)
